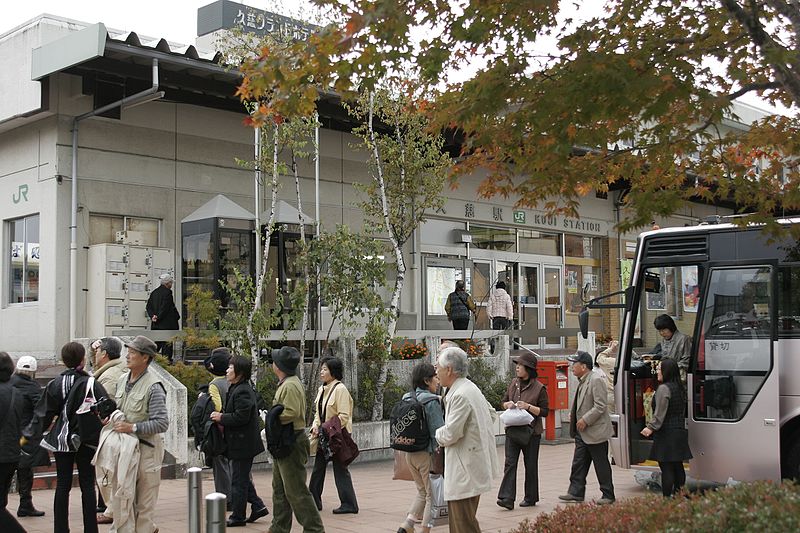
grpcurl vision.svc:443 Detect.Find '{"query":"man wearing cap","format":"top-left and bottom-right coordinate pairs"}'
top-left (91, 337), bottom-right (126, 524)
top-left (559, 351), bottom-right (615, 505)
top-left (145, 274), bottom-right (180, 362)
top-left (497, 352), bottom-right (549, 510)
top-left (113, 335), bottom-right (169, 532)
top-left (203, 348), bottom-right (232, 499)
top-left (11, 356), bottom-right (45, 518)
top-left (268, 346), bottom-right (324, 533)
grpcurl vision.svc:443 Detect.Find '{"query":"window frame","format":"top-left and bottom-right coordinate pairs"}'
top-left (7, 213), bottom-right (41, 305)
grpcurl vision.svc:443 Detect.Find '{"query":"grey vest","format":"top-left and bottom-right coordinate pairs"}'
top-left (116, 368), bottom-right (163, 425)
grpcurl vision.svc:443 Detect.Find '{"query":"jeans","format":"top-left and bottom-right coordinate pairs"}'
top-left (54, 446), bottom-right (98, 533)
top-left (229, 457), bottom-right (265, 522)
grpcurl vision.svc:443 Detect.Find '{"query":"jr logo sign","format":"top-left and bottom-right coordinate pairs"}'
top-left (12, 184), bottom-right (29, 204)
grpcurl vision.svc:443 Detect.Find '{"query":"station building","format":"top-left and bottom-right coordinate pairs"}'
top-left (0, 2), bottom-right (765, 361)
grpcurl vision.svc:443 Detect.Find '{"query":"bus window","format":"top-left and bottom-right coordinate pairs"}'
top-left (626, 264), bottom-right (700, 465)
top-left (694, 267), bottom-right (772, 422)
top-left (778, 266), bottom-right (800, 336)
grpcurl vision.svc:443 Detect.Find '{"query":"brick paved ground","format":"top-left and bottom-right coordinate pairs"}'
top-left (10, 443), bottom-right (648, 532)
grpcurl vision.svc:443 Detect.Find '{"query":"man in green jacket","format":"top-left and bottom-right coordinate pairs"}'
top-left (268, 347), bottom-right (324, 533)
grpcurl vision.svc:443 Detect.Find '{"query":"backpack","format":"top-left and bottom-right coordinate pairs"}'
top-left (191, 392), bottom-right (227, 458)
top-left (389, 390), bottom-right (439, 452)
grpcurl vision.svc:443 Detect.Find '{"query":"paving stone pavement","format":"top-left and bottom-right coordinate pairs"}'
top-left (10, 443), bottom-right (648, 532)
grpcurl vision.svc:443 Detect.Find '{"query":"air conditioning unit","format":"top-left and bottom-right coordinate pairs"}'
top-left (115, 231), bottom-right (147, 245)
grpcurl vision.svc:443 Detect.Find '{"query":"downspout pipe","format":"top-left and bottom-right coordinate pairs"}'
top-left (69, 58), bottom-right (163, 340)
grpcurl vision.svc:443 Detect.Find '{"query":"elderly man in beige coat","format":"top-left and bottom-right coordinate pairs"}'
top-left (435, 346), bottom-right (500, 533)
top-left (559, 351), bottom-right (615, 505)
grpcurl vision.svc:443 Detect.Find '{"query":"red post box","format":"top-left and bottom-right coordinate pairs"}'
top-left (537, 361), bottom-right (570, 441)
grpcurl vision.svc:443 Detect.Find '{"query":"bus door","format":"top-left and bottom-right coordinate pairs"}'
top-left (689, 265), bottom-right (780, 482)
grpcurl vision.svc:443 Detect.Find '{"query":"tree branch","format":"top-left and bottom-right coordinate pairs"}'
top-left (727, 80), bottom-right (782, 100)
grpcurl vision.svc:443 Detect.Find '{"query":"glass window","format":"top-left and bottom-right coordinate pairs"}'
top-left (8, 214), bottom-right (39, 304)
top-left (470, 225), bottom-right (515, 251)
top-left (219, 230), bottom-right (253, 309)
top-left (694, 266), bottom-right (772, 421)
top-left (426, 266), bottom-right (462, 315)
top-left (778, 265), bottom-right (800, 336)
top-left (565, 235), bottom-right (601, 259)
top-left (519, 230), bottom-right (560, 255)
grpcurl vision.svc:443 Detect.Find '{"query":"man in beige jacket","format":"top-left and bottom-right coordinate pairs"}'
top-left (435, 347), bottom-right (500, 533)
top-left (559, 351), bottom-right (615, 505)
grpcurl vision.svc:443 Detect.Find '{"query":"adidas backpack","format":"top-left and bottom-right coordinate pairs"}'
top-left (389, 390), bottom-right (438, 452)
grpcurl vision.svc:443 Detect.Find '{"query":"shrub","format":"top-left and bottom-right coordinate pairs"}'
top-left (510, 481), bottom-right (800, 533)
top-left (392, 340), bottom-right (428, 360)
top-left (467, 357), bottom-right (509, 409)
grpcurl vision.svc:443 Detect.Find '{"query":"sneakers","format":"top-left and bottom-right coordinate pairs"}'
top-left (496, 499), bottom-right (514, 510)
top-left (246, 506), bottom-right (269, 523)
top-left (596, 497), bottom-right (616, 505)
top-left (558, 493), bottom-right (585, 502)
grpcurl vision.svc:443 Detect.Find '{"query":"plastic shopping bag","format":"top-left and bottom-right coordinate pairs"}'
top-left (429, 474), bottom-right (449, 526)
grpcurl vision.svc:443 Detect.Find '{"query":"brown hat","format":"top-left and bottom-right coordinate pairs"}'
top-left (511, 352), bottom-right (538, 372)
top-left (124, 335), bottom-right (158, 358)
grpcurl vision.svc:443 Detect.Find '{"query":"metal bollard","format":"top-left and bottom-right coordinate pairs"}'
top-left (205, 492), bottom-right (227, 533)
top-left (187, 467), bottom-right (203, 533)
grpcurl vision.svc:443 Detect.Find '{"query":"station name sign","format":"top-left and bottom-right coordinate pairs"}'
top-left (438, 200), bottom-right (608, 236)
top-left (197, 0), bottom-right (318, 40)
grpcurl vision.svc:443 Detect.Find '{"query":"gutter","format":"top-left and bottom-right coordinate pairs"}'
top-left (69, 57), bottom-right (164, 339)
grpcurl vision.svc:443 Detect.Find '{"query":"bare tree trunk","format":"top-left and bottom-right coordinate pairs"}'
top-left (293, 149), bottom-right (310, 382)
top-left (249, 123), bottom-right (279, 381)
top-left (368, 92), bottom-right (407, 421)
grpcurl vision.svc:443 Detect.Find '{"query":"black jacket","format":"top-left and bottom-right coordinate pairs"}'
top-left (219, 381), bottom-right (264, 460)
top-left (146, 284), bottom-right (180, 330)
top-left (0, 380), bottom-right (23, 463)
top-left (11, 373), bottom-right (42, 428)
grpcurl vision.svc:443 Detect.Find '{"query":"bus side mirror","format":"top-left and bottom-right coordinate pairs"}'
top-left (579, 307), bottom-right (589, 339)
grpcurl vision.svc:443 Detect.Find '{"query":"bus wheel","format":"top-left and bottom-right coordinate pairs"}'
top-left (782, 431), bottom-right (800, 480)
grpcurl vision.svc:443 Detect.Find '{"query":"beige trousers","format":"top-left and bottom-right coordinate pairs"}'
top-left (404, 451), bottom-right (433, 529)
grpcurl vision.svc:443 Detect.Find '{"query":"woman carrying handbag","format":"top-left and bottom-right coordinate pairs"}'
top-left (497, 352), bottom-right (549, 510)
top-left (308, 357), bottom-right (359, 514)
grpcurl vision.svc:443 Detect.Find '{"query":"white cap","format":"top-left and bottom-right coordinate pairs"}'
top-left (159, 273), bottom-right (174, 284)
top-left (16, 356), bottom-right (37, 372)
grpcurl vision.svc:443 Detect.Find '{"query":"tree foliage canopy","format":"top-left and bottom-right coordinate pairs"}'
top-left (237, 0), bottom-right (800, 231)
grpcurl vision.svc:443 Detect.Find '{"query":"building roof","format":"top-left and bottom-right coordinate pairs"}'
top-left (265, 200), bottom-right (314, 225)
top-left (182, 194), bottom-right (255, 223)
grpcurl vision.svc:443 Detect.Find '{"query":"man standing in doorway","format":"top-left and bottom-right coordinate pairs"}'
top-left (445, 280), bottom-right (476, 330)
top-left (146, 274), bottom-right (180, 362)
top-left (113, 336), bottom-right (169, 532)
top-left (559, 351), bottom-right (615, 505)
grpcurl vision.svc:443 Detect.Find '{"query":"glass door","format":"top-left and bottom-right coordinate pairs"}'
top-left (543, 265), bottom-right (564, 347)
top-left (473, 261), bottom-right (492, 329)
top-left (519, 264), bottom-right (540, 348)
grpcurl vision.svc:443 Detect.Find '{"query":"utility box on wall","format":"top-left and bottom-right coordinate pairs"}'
top-left (87, 244), bottom-right (175, 339)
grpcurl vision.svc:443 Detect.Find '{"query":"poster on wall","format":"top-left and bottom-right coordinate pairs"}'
top-left (682, 266), bottom-right (699, 313)
top-left (646, 267), bottom-right (667, 310)
top-left (566, 269), bottom-right (579, 293)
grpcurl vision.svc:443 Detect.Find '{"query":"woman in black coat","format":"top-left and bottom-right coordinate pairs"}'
top-left (210, 355), bottom-right (268, 527)
top-left (640, 358), bottom-right (692, 496)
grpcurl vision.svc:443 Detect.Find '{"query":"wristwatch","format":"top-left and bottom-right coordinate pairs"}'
top-left (132, 423), bottom-right (138, 434)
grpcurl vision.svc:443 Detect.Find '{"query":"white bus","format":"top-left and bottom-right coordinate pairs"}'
top-left (582, 218), bottom-right (800, 482)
